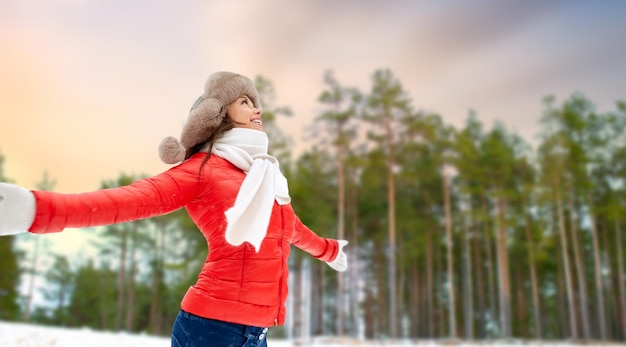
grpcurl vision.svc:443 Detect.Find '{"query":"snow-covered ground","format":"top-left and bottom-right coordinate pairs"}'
top-left (1, 321), bottom-right (625, 346)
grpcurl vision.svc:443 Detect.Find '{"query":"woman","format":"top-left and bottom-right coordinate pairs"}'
top-left (0, 71), bottom-right (348, 347)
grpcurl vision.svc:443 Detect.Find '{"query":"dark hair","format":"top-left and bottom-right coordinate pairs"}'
top-left (184, 112), bottom-right (246, 173)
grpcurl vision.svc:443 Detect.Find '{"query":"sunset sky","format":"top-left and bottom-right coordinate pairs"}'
top-left (2, 0), bottom-right (626, 300)
top-left (2, 0), bottom-right (626, 194)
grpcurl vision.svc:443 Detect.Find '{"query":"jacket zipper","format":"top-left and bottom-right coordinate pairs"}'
top-left (274, 207), bottom-right (286, 326)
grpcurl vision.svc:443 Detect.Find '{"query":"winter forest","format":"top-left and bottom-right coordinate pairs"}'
top-left (1, 68), bottom-right (626, 343)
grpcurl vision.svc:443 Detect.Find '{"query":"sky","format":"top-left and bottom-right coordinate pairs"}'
top-left (1, 0), bottom-right (626, 194)
top-left (2, 1), bottom-right (626, 261)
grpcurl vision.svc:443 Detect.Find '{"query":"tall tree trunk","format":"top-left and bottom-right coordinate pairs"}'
top-left (482, 198), bottom-right (498, 333)
top-left (420, 272), bottom-right (427, 337)
top-left (348, 177), bottom-right (360, 337)
top-left (522, 196), bottom-right (542, 338)
top-left (99, 268), bottom-right (108, 329)
top-left (385, 118), bottom-right (398, 338)
top-left (313, 263), bottom-right (324, 335)
top-left (126, 227), bottom-right (137, 331)
top-left (486, 228), bottom-right (498, 333)
top-left (472, 209), bottom-right (486, 339)
top-left (442, 166), bottom-right (456, 338)
top-left (555, 177), bottom-right (578, 338)
top-left (615, 219), bottom-right (626, 339)
top-left (426, 223), bottom-right (435, 338)
top-left (556, 244), bottom-right (568, 338)
top-left (586, 193), bottom-right (606, 339)
top-left (364, 283), bottom-right (375, 339)
top-left (566, 181), bottom-right (591, 339)
top-left (377, 242), bottom-right (389, 338)
top-left (336, 134), bottom-right (346, 335)
top-left (23, 237), bottom-right (40, 322)
top-left (434, 236), bottom-right (445, 337)
top-left (302, 259), bottom-right (312, 339)
top-left (409, 263), bottom-right (420, 338)
top-left (514, 263), bottom-right (528, 337)
top-left (150, 220), bottom-right (165, 335)
top-left (292, 258), bottom-right (303, 338)
top-left (600, 219), bottom-right (615, 340)
top-left (156, 221), bottom-right (165, 334)
top-left (495, 196), bottom-right (511, 338)
top-left (461, 207), bottom-right (473, 339)
top-left (58, 282), bottom-right (67, 326)
top-left (398, 262), bottom-right (406, 337)
top-left (116, 226), bottom-right (127, 331)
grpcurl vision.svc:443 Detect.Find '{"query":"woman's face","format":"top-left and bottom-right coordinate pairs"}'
top-left (226, 95), bottom-right (264, 132)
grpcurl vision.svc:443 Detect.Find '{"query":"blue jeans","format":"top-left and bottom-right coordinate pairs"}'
top-left (171, 310), bottom-right (269, 347)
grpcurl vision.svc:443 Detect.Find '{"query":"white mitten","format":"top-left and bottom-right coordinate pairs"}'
top-left (0, 182), bottom-right (36, 236)
top-left (326, 240), bottom-right (348, 272)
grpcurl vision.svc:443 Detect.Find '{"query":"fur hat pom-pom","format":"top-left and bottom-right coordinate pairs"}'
top-left (158, 136), bottom-right (186, 164)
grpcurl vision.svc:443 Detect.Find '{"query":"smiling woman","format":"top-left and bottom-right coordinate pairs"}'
top-left (227, 96), bottom-right (264, 131)
top-left (0, 71), bottom-right (349, 347)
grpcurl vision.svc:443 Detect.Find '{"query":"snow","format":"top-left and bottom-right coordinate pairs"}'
top-left (0, 321), bottom-right (170, 347)
top-left (1, 321), bottom-right (625, 346)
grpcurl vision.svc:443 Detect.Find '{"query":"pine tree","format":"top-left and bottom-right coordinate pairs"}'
top-left (42, 255), bottom-right (73, 325)
top-left (315, 70), bottom-right (361, 335)
top-left (362, 69), bottom-right (411, 338)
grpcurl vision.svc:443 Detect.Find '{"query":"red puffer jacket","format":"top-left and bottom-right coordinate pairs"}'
top-left (29, 153), bottom-right (340, 327)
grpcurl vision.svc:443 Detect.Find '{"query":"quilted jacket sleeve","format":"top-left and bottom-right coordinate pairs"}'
top-left (29, 159), bottom-right (204, 234)
top-left (291, 215), bottom-right (339, 262)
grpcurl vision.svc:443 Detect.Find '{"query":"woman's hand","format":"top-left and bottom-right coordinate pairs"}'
top-left (326, 240), bottom-right (348, 272)
top-left (0, 182), bottom-right (35, 236)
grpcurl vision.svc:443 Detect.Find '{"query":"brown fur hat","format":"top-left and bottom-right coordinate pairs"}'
top-left (158, 71), bottom-right (260, 164)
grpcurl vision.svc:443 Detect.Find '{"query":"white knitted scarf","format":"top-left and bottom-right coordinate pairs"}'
top-left (211, 128), bottom-right (290, 251)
